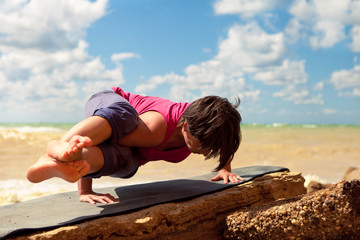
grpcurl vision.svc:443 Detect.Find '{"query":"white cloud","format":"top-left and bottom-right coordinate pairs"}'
top-left (136, 23), bottom-right (286, 101)
top-left (202, 48), bottom-right (212, 53)
top-left (331, 67), bottom-right (360, 96)
top-left (288, 0), bottom-right (360, 50)
top-left (323, 108), bottom-right (337, 114)
top-left (0, 0), bottom-right (131, 122)
top-left (214, 0), bottom-right (285, 17)
top-left (351, 25), bottom-right (360, 52)
top-left (216, 23), bottom-right (287, 72)
top-left (239, 90), bottom-right (261, 102)
top-left (0, 0), bottom-right (107, 50)
top-left (329, 64), bottom-right (360, 90)
top-left (338, 88), bottom-right (360, 97)
top-left (288, 0), bottom-right (315, 21)
top-left (309, 20), bottom-right (345, 49)
top-left (284, 18), bottom-right (304, 44)
top-left (312, 81), bottom-right (324, 91)
top-left (136, 22), bottom-right (320, 105)
top-left (273, 85), bottom-right (324, 104)
top-left (252, 60), bottom-right (307, 86)
top-left (135, 73), bottom-right (183, 95)
top-left (111, 52), bottom-right (141, 62)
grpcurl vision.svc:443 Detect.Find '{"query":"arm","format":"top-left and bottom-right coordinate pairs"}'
top-left (210, 162), bottom-right (245, 184)
top-left (78, 178), bottom-right (119, 204)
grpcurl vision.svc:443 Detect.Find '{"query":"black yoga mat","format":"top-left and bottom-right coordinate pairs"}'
top-left (0, 165), bottom-right (288, 239)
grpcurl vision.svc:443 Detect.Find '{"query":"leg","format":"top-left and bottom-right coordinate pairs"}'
top-left (26, 145), bottom-right (104, 183)
top-left (46, 90), bottom-right (138, 162)
top-left (61, 116), bottom-right (112, 144)
top-left (47, 116), bottom-right (112, 162)
top-left (27, 90), bottom-right (139, 183)
top-left (26, 155), bottom-right (90, 183)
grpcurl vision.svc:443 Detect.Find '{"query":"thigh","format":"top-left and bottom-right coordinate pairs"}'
top-left (84, 90), bottom-right (139, 144)
top-left (84, 90), bottom-right (130, 118)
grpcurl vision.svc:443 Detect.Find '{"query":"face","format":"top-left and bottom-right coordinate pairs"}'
top-left (182, 122), bottom-right (211, 157)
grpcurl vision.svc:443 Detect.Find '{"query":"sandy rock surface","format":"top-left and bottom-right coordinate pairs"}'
top-left (225, 180), bottom-right (360, 240)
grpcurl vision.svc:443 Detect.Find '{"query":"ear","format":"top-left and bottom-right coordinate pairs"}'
top-left (182, 121), bottom-right (188, 133)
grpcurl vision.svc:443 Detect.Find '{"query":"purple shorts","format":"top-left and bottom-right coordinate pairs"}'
top-left (83, 90), bottom-right (139, 179)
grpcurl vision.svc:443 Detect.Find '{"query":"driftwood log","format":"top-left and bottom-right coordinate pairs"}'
top-left (9, 171), bottom-right (305, 240)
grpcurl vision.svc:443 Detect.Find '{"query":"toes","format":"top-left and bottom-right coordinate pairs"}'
top-left (67, 146), bottom-right (77, 155)
top-left (69, 135), bottom-right (81, 145)
top-left (71, 136), bottom-right (93, 149)
top-left (79, 136), bottom-right (93, 147)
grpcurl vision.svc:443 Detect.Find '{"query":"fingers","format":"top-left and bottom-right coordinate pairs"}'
top-left (210, 175), bottom-right (221, 181)
top-left (80, 193), bottom-right (120, 204)
top-left (229, 175), bottom-right (240, 183)
top-left (230, 175), bottom-right (245, 183)
top-left (212, 174), bottom-right (243, 184)
top-left (222, 174), bottom-right (245, 184)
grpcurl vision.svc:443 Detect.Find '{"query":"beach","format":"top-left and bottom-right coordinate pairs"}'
top-left (1, 123), bottom-right (359, 205)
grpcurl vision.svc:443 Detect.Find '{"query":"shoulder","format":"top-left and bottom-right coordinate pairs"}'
top-left (119, 111), bottom-right (166, 147)
top-left (139, 111), bottom-right (167, 134)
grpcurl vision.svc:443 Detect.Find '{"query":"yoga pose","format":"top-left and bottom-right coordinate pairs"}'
top-left (26, 88), bottom-right (243, 204)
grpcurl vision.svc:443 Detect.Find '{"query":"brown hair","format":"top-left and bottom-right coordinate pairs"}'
top-left (179, 96), bottom-right (242, 171)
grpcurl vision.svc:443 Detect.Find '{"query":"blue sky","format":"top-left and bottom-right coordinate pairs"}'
top-left (0, 0), bottom-right (359, 124)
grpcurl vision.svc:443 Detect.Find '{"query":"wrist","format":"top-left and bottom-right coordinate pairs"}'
top-left (77, 178), bottom-right (93, 195)
top-left (219, 168), bottom-right (230, 173)
top-left (78, 189), bottom-right (94, 195)
top-left (220, 165), bottom-right (231, 172)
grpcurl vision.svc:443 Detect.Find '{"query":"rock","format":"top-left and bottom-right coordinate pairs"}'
top-left (342, 167), bottom-right (360, 181)
top-left (8, 171), bottom-right (306, 240)
top-left (306, 180), bottom-right (331, 193)
top-left (224, 180), bottom-right (360, 240)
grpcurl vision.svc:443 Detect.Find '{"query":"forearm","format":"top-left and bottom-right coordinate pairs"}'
top-left (77, 177), bottom-right (118, 204)
top-left (78, 177), bottom-right (93, 195)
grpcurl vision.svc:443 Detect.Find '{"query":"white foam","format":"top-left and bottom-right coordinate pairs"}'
top-left (303, 174), bottom-right (330, 187)
top-left (0, 178), bottom-right (147, 205)
top-left (5, 126), bottom-right (63, 133)
top-left (0, 179), bottom-right (76, 205)
top-left (266, 123), bottom-right (285, 128)
top-left (302, 124), bottom-right (317, 129)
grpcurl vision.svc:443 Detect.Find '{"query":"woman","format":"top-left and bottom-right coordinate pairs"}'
top-left (26, 87), bottom-right (243, 204)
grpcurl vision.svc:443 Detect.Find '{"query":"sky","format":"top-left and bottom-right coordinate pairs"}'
top-left (0, 0), bottom-right (359, 124)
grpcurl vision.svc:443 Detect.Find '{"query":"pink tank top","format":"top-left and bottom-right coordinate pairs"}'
top-left (112, 87), bottom-right (191, 165)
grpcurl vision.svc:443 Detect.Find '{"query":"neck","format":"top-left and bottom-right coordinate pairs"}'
top-left (173, 124), bottom-right (185, 145)
top-left (158, 125), bottom-right (185, 151)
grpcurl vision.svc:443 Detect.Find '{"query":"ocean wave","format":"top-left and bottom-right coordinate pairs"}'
top-left (302, 124), bottom-right (317, 128)
top-left (10, 126), bottom-right (63, 133)
top-left (0, 179), bottom-right (77, 205)
top-left (0, 123), bottom-right (74, 133)
top-left (303, 174), bottom-right (331, 187)
top-left (0, 126), bottom-right (63, 133)
top-left (0, 178), bottom-right (142, 205)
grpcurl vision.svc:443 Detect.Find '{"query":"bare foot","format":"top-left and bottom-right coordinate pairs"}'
top-left (47, 135), bottom-right (93, 162)
top-left (26, 154), bottom-right (91, 183)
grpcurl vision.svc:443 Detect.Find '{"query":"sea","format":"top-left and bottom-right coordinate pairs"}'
top-left (1, 123), bottom-right (359, 205)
